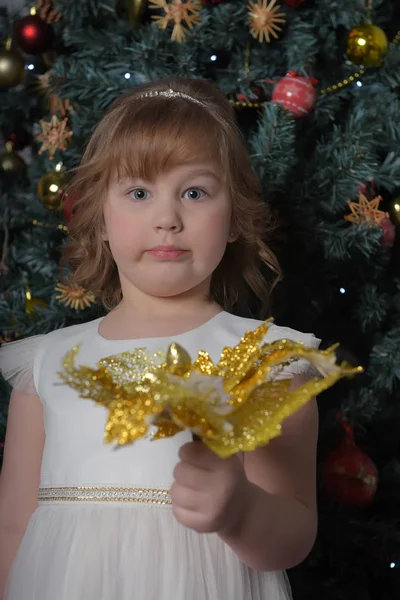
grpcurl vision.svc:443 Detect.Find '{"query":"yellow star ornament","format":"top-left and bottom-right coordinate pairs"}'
top-left (345, 193), bottom-right (389, 226)
top-left (58, 321), bottom-right (361, 458)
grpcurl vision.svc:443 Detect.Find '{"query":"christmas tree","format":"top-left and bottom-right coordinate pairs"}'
top-left (1, 0), bottom-right (400, 598)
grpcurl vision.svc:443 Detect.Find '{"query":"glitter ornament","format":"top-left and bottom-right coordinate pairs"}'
top-left (345, 23), bottom-right (388, 68)
top-left (272, 71), bottom-right (317, 118)
top-left (59, 320), bottom-right (360, 458)
top-left (323, 418), bottom-right (378, 508)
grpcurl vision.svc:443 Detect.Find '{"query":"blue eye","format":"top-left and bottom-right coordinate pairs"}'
top-left (184, 188), bottom-right (206, 201)
top-left (129, 188), bottom-right (149, 201)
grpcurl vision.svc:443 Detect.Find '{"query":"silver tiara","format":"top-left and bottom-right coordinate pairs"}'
top-left (138, 88), bottom-right (205, 107)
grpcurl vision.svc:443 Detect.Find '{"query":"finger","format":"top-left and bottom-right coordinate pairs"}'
top-left (172, 505), bottom-right (215, 534)
top-left (173, 460), bottom-right (211, 490)
top-left (178, 442), bottom-right (221, 470)
top-left (170, 481), bottom-right (202, 510)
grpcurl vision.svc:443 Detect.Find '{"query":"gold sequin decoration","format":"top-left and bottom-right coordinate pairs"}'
top-left (58, 320), bottom-right (362, 458)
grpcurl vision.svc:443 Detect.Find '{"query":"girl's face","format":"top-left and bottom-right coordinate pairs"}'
top-left (103, 162), bottom-right (233, 301)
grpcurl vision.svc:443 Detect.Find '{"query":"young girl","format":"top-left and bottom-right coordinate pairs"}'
top-left (0, 78), bottom-right (320, 600)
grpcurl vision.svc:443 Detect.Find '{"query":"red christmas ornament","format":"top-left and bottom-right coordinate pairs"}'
top-left (13, 14), bottom-right (53, 55)
top-left (379, 217), bottom-right (395, 248)
top-left (284, 0), bottom-right (305, 7)
top-left (63, 192), bottom-right (76, 223)
top-left (272, 71), bottom-right (317, 119)
top-left (322, 417), bottom-right (378, 508)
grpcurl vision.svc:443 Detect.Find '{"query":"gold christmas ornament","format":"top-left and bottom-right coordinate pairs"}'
top-left (389, 197), bottom-right (400, 226)
top-left (345, 23), bottom-right (388, 67)
top-left (127, 0), bottom-right (146, 25)
top-left (0, 141), bottom-right (26, 175)
top-left (149, 0), bottom-right (202, 43)
top-left (37, 163), bottom-right (69, 211)
top-left (345, 192), bottom-right (388, 226)
top-left (248, 0), bottom-right (286, 44)
top-left (59, 321), bottom-right (361, 458)
top-left (25, 290), bottom-right (48, 315)
top-left (55, 282), bottom-right (96, 310)
top-left (0, 40), bottom-right (25, 90)
top-left (36, 114), bottom-right (72, 159)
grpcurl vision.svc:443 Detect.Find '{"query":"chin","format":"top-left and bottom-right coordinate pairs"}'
top-left (135, 275), bottom-right (208, 299)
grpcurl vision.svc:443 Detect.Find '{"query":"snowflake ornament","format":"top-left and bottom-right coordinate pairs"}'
top-left (345, 193), bottom-right (389, 226)
top-left (149, 0), bottom-right (203, 43)
top-left (248, 0), bottom-right (286, 43)
top-left (36, 115), bottom-right (72, 159)
top-left (55, 282), bottom-right (96, 311)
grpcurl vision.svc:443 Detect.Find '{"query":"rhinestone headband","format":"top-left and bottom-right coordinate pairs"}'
top-left (138, 88), bottom-right (205, 108)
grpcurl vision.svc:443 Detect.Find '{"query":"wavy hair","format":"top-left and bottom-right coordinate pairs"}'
top-left (63, 77), bottom-right (282, 314)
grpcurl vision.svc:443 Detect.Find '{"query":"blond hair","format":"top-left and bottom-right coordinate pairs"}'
top-left (63, 77), bottom-right (282, 314)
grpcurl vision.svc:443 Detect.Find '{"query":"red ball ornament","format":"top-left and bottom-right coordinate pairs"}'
top-left (284, 0), bottom-right (305, 7)
top-left (13, 14), bottom-right (53, 55)
top-left (63, 192), bottom-right (77, 223)
top-left (322, 417), bottom-right (378, 508)
top-left (272, 71), bottom-right (317, 119)
top-left (379, 217), bottom-right (395, 248)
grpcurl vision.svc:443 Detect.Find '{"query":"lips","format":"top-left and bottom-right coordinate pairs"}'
top-left (146, 245), bottom-right (188, 260)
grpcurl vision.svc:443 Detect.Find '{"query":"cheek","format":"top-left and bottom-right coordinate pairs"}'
top-left (197, 206), bottom-right (231, 244)
top-left (104, 207), bottom-right (140, 252)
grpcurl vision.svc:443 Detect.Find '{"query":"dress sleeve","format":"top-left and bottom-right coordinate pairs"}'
top-left (0, 335), bottom-right (46, 395)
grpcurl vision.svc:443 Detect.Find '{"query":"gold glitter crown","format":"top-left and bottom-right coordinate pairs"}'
top-left (58, 320), bottom-right (361, 458)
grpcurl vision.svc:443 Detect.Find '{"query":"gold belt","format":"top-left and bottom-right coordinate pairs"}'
top-left (38, 486), bottom-right (172, 505)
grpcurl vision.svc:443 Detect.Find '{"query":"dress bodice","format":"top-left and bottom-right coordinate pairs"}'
top-left (1, 311), bottom-right (320, 489)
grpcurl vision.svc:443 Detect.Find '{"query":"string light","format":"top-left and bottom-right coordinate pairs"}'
top-left (32, 219), bottom-right (68, 232)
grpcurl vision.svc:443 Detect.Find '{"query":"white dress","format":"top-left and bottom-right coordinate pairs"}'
top-left (0, 311), bottom-right (320, 600)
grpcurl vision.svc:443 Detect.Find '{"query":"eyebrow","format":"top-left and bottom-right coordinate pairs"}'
top-left (183, 170), bottom-right (221, 181)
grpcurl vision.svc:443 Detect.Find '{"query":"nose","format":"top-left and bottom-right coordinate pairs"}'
top-left (154, 198), bottom-right (183, 233)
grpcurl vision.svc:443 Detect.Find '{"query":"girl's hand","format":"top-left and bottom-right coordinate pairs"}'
top-left (171, 441), bottom-right (251, 534)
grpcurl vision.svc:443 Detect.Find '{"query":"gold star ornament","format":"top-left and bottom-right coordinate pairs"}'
top-left (55, 282), bottom-right (96, 310)
top-left (149, 0), bottom-right (202, 43)
top-left (248, 0), bottom-right (286, 43)
top-left (36, 115), bottom-right (72, 159)
top-left (58, 320), bottom-right (361, 458)
top-left (345, 192), bottom-right (389, 226)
